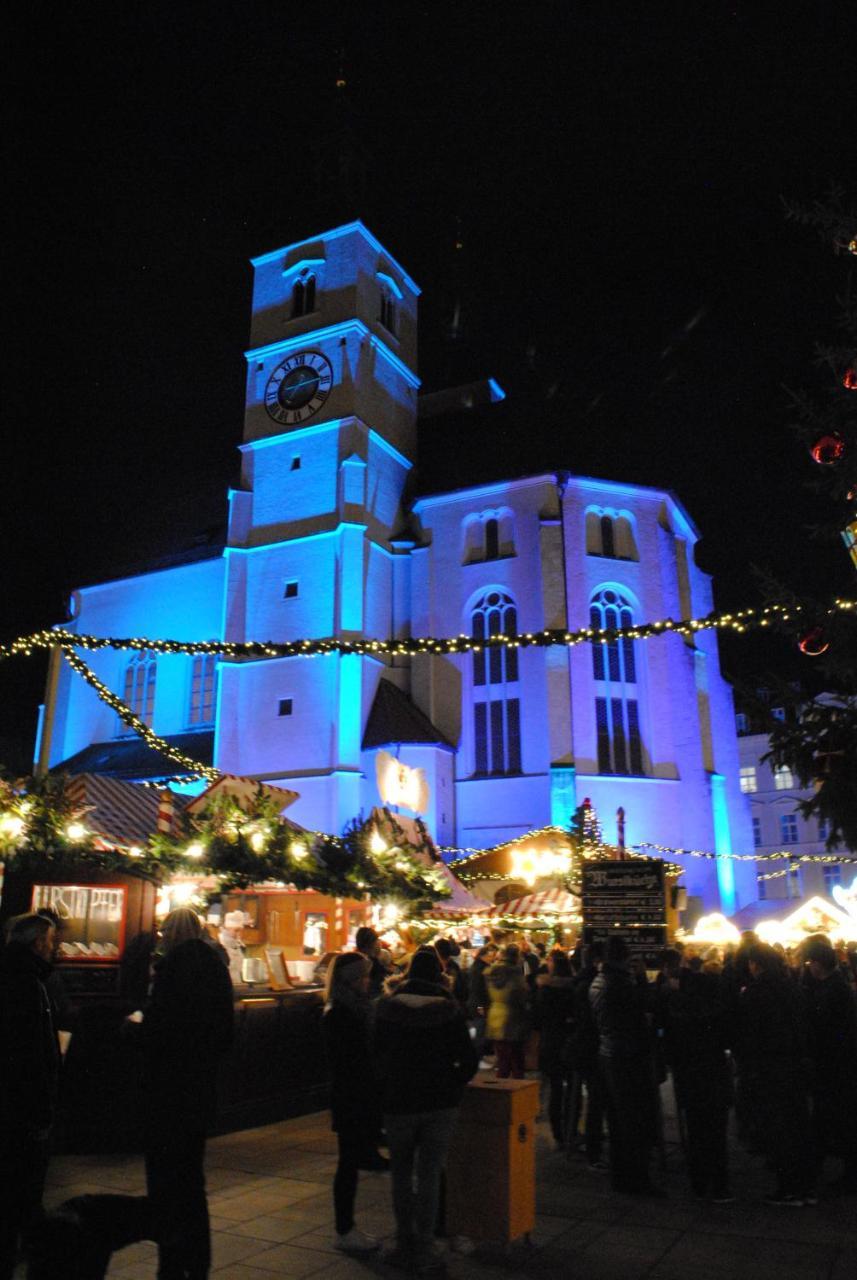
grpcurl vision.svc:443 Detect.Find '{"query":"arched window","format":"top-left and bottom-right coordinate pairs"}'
top-left (589, 589), bottom-right (643, 775)
top-left (117, 651), bottom-right (157, 734)
top-left (188, 653), bottom-right (217, 727)
top-left (484, 517), bottom-right (499, 560)
top-left (585, 509), bottom-right (638, 560)
top-left (291, 273), bottom-right (316, 318)
top-left (471, 591), bottom-right (521, 776)
top-left (600, 515), bottom-right (615, 559)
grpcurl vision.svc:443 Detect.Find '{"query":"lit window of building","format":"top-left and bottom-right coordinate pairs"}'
top-left (773, 765), bottom-right (794, 790)
top-left (740, 766), bottom-right (757, 793)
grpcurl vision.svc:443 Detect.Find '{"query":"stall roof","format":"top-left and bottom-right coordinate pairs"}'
top-left (64, 773), bottom-right (191, 847)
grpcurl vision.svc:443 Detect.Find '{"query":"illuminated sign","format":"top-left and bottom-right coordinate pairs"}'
top-left (376, 750), bottom-right (429, 814)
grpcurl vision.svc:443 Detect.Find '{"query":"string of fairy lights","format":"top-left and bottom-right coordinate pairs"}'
top-left (634, 840), bottom-right (857, 866)
top-left (2, 597), bottom-right (854, 667)
top-left (2, 594), bottom-right (853, 868)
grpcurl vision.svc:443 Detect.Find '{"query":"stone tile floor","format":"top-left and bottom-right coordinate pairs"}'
top-left (23, 1082), bottom-right (857, 1279)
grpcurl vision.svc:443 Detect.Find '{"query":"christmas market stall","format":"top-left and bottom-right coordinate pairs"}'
top-left (0, 773), bottom-right (453, 1148)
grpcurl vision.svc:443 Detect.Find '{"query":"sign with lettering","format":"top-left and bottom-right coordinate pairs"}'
top-left (581, 860), bottom-right (667, 964)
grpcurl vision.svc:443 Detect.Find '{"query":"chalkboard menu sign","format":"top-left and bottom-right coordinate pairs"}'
top-left (581, 860), bottom-right (667, 965)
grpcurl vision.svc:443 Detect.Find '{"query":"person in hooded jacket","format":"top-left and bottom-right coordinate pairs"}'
top-left (485, 944), bottom-right (530, 1079)
top-left (321, 952), bottom-right (386, 1256)
top-left (0, 913), bottom-right (60, 1280)
top-left (535, 949), bottom-right (576, 1147)
top-left (374, 946), bottom-right (478, 1272)
top-left (142, 907), bottom-right (234, 1279)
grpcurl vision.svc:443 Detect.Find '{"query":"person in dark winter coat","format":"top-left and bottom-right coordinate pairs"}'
top-left (355, 925), bottom-right (389, 998)
top-left (737, 942), bottom-right (811, 1206)
top-left (589, 936), bottom-right (660, 1195)
top-left (535, 950), bottom-right (576, 1147)
top-left (800, 934), bottom-right (857, 1195)
top-left (663, 968), bottom-right (734, 1201)
top-left (570, 942), bottom-right (606, 1167)
top-left (142, 908), bottom-right (234, 1279)
top-left (374, 946), bottom-right (478, 1272)
top-left (485, 944), bottom-right (530, 1079)
top-left (434, 938), bottom-right (468, 1010)
top-left (322, 952), bottom-right (386, 1255)
top-left (0, 913), bottom-right (60, 1280)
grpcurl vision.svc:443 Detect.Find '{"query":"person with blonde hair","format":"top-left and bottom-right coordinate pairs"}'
top-left (143, 908), bottom-right (234, 1278)
top-left (322, 952), bottom-right (386, 1254)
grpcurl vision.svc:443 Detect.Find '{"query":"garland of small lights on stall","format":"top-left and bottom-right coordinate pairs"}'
top-left (0, 778), bottom-right (451, 912)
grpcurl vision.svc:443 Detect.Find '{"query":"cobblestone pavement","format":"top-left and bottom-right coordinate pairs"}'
top-left (27, 1081), bottom-right (857, 1279)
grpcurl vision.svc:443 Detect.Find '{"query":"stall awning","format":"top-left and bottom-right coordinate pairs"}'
top-left (485, 888), bottom-right (580, 918)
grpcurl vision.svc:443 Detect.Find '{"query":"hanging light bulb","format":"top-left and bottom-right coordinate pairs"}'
top-left (290, 841), bottom-right (307, 860)
top-left (250, 830), bottom-right (265, 853)
top-left (66, 822), bottom-right (87, 841)
top-left (185, 842), bottom-right (204, 859)
top-left (0, 814), bottom-right (25, 839)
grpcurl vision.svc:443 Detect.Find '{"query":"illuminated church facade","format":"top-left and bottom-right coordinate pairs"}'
top-left (40, 222), bottom-right (755, 912)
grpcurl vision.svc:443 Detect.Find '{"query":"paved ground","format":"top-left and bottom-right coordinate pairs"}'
top-left (29, 1079), bottom-right (857, 1280)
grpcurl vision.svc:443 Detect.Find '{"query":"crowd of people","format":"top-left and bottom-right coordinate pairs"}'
top-left (2, 908), bottom-right (856, 1278)
top-left (324, 924), bottom-right (857, 1263)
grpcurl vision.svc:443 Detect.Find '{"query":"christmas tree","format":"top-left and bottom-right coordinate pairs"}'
top-left (763, 187), bottom-right (857, 851)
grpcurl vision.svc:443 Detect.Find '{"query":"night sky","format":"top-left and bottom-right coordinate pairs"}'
top-left (2, 2), bottom-right (855, 770)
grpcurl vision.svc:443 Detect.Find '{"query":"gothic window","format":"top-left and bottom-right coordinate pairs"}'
top-left (117, 651), bottom-right (156, 734)
top-left (188, 653), bottom-right (216, 727)
top-left (380, 287), bottom-right (396, 334)
top-left (471, 591), bottom-right (521, 776)
top-left (600, 515), bottom-right (615, 558)
top-left (590, 588), bottom-right (643, 775)
top-left (291, 273), bottom-right (316, 318)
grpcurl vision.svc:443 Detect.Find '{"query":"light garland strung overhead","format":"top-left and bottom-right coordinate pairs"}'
top-left (634, 840), bottom-right (857, 866)
top-left (2, 597), bottom-right (854, 665)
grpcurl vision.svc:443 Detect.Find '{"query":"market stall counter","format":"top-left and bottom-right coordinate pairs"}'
top-left (57, 981), bottom-right (328, 1153)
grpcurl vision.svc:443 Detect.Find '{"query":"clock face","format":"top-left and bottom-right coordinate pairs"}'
top-left (264, 351), bottom-right (333, 426)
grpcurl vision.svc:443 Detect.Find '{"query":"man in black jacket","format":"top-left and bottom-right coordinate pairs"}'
top-left (374, 947), bottom-right (478, 1272)
top-left (0, 912), bottom-right (59, 1280)
top-left (589, 935), bottom-right (660, 1195)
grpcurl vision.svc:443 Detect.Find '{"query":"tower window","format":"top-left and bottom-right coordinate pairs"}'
top-left (600, 515), bottom-right (615, 559)
top-left (380, 288), bottom-right (396, 334)
top-left (291, 273), bottom-right (316, 318)
top-left (290, 456), bottom-right (301, 471)
top-left (736, 712), bottom-right (748, 734)
top-left (278, 698), bottom-right (293, 717)
top-left (283, 581), bottom-right (299, 599)
top-left (188, 653), bottom-right (216, 727)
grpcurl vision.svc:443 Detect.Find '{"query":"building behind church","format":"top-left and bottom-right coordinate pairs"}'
top-left (37, 222), bottom-right (756, 912)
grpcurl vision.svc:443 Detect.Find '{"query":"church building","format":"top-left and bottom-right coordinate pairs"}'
top-left (38, 222), bottom-right (755, 912)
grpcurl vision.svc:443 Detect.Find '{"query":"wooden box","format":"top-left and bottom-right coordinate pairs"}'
top-left (446, 1078), bottom-right (539, 1243)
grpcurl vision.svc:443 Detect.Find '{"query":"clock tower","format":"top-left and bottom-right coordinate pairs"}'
top-left (216, 223), bottom-right (421, 833)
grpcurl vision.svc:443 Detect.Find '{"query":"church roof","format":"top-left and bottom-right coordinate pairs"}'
top-left (362, 680), bottom-right (454, 751)
top-left (55, 730), bottom-right (215, 781)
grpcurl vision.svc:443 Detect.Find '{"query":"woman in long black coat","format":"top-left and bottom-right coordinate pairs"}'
top-left (321, 952), bottom-right (385, 1255)
top-left (143, 908), bottom-right (234, 1279)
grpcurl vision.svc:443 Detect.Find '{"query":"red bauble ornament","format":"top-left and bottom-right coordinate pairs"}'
top-left (810, 432), bottom-right (845, 465)
top-left (798, 626), bottom-right (829, 657)
top-left (843, 367), bottom-right (857, 391)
